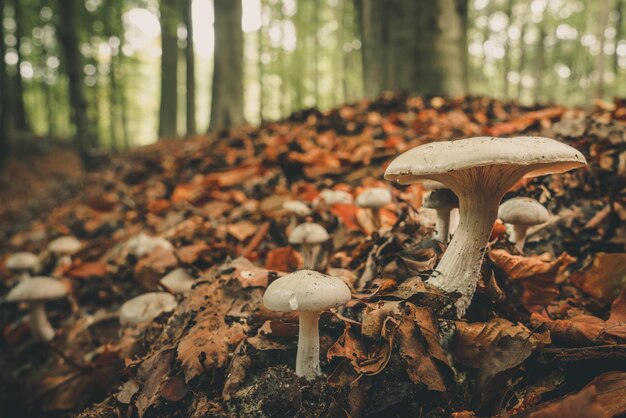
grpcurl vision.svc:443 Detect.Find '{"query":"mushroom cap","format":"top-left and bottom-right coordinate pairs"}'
top-left (283, 200), bottom-right (312, 216)
top-left (288, 222), bottom-right (329, 245)
top-left (5, 277), bottom-right (68, 302)
top-left (423, 189), bottom-right (459, 210)
top-left (160, 268), bottom-right (195, 293)
top-left (119, 292), bottom-right (177, 324)
top-left (422, 180), bottom-right (447, 191)
top-left (356, 187), bottom-right (392, 209)
top-left (126, 233), bottom-right (173, 258)
top-left (263, 269), bottom-right (351, 312)
top-left (384, 136), bottom-right (587, 186)
top-left (319, 189), bottom-right (353, 206)
top-left (6, 252), bottom-right (40, 271)
top-left (499, 197), bottom-right (550, 226)
top-left (48, 236), bottom-right (82, 256)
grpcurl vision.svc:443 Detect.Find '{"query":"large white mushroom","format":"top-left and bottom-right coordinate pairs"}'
top-left (5, 277), bottom-right (68, 341)
top-left (263, 270), bottom-right (351, 380)
top-left (499, 197), bottom-right (550, 253)
top-left (385, 136), bottom-right (586, 316)
top-left (288, 221), bottom-right (330, 270)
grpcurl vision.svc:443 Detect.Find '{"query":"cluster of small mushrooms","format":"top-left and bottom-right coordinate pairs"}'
top-left (1, 135), bottom-right (586, 384)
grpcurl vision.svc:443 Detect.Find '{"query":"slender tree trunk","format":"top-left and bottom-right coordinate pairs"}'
top-left (358, 0), bottom-right (466, 98)
top-left (159, 0), bottom-right (179, 138)
top-left (502, 0), bottom-right (513, 99)
top-left (457, 0), bottom-right (470, 94)
top-left (0, 0), bottom-right (8, 168)
top-left (258, 23), bottom-right (264, 122)
top-left (12, 0), bottom-right (29, 132)
top-left (183, 0), bottom-right (196, 136)
top-left (210, 0), bottom-right (244, 130)
top-left (516, 20), bottom-right (527, 101)
top-left (313, 0), bottom-right (320, 106)
top-left (533, 22), bottom-right (546, 103)
top-left (595, 0), bottom-right (611, 99)
top-left (57, 0), bottom-right (93, 167)
top-left (614, 0), bottom-right (625, 75)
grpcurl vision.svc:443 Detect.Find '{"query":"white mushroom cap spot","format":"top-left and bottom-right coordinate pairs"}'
top-left (318, 189), bottom-right (353, 206)
top-left (288, 222), bottom-right (329, 245)
top-left (6, 252), bottom-right (40, 271)
top-left (48, 236), bottom-right (82, 256)
top-left (283, 200), bottom-right (312, 216)
top-left (263, 269), bottom-right (352, 312)
top-left (5, 277), bottom-right (68, 302)
top-left (356, 187), bottom-right (393, 209)
top-left (126, 233), bottom-right (173, 258)
top-left (119, 292), bottom-right (177, 324)
top-left (499, 197), bottom-right (550, 226)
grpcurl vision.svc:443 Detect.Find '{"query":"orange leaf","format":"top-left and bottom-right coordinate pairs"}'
top-left (67, 261), bottom-right (109, 279)
top-left (570, 253), bottom-right (626, 302)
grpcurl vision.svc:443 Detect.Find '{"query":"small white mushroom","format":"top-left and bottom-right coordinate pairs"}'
top-left (288, 221), bottom-right (330, 270)
top-left (263, 270), bottom-right (351, 380)
top-left (160, 268), bottom-right (195, 294)
top-left (118, 292), bottom-right (177, 325)
top-left (316, 189), bottom-right (353, 207)
top-left (126, 233), bottom-right (173, 258)
top-left (5, 277), bottom-right (68, 341)
top-left (422, 189), bottom-right (459, 242)
top-left (283, 200), bottom-right (312, 233)
top-left (48, 236), bottom-right (82, 270)
top-left (356, 187), bottom-right (392, 228)
top-left (6, 252), bottom-right (40, 280)
top-left (385, 136), bottom-right (586, 316)
top-left (499, 197), bottom-right (550, 253)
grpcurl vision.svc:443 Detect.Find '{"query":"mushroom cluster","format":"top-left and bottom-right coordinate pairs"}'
top-left (385, 136), bottom-right (586, 316)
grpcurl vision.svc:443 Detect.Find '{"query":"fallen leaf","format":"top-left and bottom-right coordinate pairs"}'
top-left (135, 349), bottom-right (174, 418)
top-left (226, 221), bottom-right (258, 242)
top-left (570, 253), bottom-right (626, 302)
top-left (524, 385), bottom-right (608, 418)
top-left (67, 261), bottom-right (109, 279)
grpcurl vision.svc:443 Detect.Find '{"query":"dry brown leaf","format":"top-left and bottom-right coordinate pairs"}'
top-left (161, 375), bottom-right (188, 402)
top-left (203, 163), bottom-right (262, 187)
top-left (454, 318), bottom-right (550, 388)
top-left (228, 257), bottom-right (272, 288)
top-left (327, 323), bottom-right (392, 376)
top-left (264, 247), bottom-right (300, 272)
top-left (330, 203), bottom-right (361, 231)
top-left (589, 371), bottom-right (626, 417)
top-left (177, 318), bottom-right (246, 382)
top-left (489, 250), bottom-right (575, 310)
top-left (570, 253), bottom-right (626, 302)
top-left (525, 385), bottom-right (608, 418)
top-left (226, 221), bottom-right (258, 242)
top-left (67, 261), bottom-right (109, 279)
top-left (605, 288), bottom-right (626, 339)
top-left (530, 312), bottom-right (605, 345)
top-left (135, 349), bottom-right (174, 418)
top-left (134, 246), bottom-right (178, 290)
top-left (177, 242), bottom-right (211, 265)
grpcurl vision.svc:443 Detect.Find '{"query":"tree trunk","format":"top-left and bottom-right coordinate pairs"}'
top-left (0, 0), bottom-right (8, 168)
top-left (158, 0), bottom-right (179, 138)
top-left (183, 0), bottom-right (196, 136)
top-left (358, 0), bottom-right (466, 98)
top-left (210, 0), bottom-right (244, 130)
top-left (57, 0), bottom-right (93, 167)
top-left (533, 22), bottom-right (546, 103)
top-left (12, 0), bottom-right (29, 132)
top-left (595, 0), bottom-right (611, 99)
top-left (502, 0), bottom-right (513, 99)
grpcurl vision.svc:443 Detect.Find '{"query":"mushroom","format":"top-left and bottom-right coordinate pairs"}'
top-left (288, 221), bottom-right (330, 269)
top-left (499, 197), bottom-right (550, 253)
top-left (316, 189), bottom-right (353, 207)
top-left (5, 277), bottom-right (68, 341)
top-left (48, 236), bottom-right (82, 270)
top-left (263, 269), bottom-right (351, 379)
top-left (118, 292), bottom-right (177, 325)
top-left (126, 233), bottom-right (173, 258)
top-left (356, 187), bottom-right (392, 228)
top-left (160, 268), bottom-right (195, 293)
top-left (422, 189), bottom-right (459, 242)
top-left (385, 136), bottom-right (586, 316)
top-left (6, 252), bottom-right (40, 280)
top-left (283, 200), bottom-right (312, 233)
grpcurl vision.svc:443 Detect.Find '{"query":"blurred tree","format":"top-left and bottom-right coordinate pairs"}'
top-left (357, 0), bottom-right (468, 98)
top-left (183, 0), bottom-right (195, 136)
top-left (0, 0), bottom-right (8, 168)
top-left (56, 0), bottom-right (94, 167)
top-left (12, 0), bottom-right (30, 133)
top-left (210, 0), bottom-right (244, 130)
top-left (158, 0), bottom-right (180, 138)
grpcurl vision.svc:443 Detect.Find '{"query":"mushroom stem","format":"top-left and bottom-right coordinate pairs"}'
top-left (510, 224), bottom-right (529, 253)
top-left (296, 311), bottom-right (321, 379)
top-left (371, 208), bottom-right (381, 229)
top-left (29, 301), bottom-right (55, 342)
top-left (428, 194), bottom-right (500, 316)
top-left (302, 243), bottom-right (312, 269)
top-left (435, 209), bottom-right (452, 242)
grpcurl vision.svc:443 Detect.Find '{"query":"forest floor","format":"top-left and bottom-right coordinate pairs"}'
top-left (0, 94), bottom-right (625, 418)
